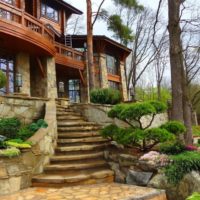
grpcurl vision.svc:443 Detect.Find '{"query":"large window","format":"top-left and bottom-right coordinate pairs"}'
top-left (41, 1), bottom-right (59, 22)
top-left (68, 79), bottom-right (80, 103)
top-left (109, 81), bottom-right (119, 90)
top-left (0, 57), bottom-right (14, 94)
top-left (106, 55), bottom-right (118, 75)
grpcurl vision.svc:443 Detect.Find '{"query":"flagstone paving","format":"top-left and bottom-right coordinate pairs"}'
top-left (1, 183), bottom-right (166, 200)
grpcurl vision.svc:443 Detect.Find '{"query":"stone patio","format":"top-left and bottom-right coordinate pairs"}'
top-left (1, 183), bottom-right (166, 200)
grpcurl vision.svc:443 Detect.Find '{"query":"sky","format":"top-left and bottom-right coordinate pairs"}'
top-left (65, 0), bottom-right (159, 37)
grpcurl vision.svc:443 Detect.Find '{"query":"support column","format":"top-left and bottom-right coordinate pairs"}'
top-left (99, 53), bottom-right (108, 88)
top-left (46, 57), bottom-right (57, 99)
top-left (15, 52), bottom-right (30, 96)
top-left (120, 61), bottom-right (128, 101)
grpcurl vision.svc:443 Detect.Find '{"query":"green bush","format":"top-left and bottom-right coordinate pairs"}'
top-left (192, 126), bottom-right (200, 137)
top-left (100, 124), bottom-right (119, 139)
top-left (29, 119), bottom-right (48, 133)
top-left (0, 70), bottom-right (6, 89)
top-left (165, 152), bottom-right (200, 184)
top-left (148, 101), bottom-right (167, 113)
top-left (186, 192), bottom-right (200, 200)
top-left (0, 147), bottom-right (20, 157)
top-left (160, 141), bottom-right (186, 155)
top-left (90, 88), bottom-right (121, 105)
top-left (0, 135), bottom-right (6, 148)
top-left (0, 118), bottom-right (21, 139)
top-left (17, 126), bottom-right (34, 141)
top-left (160, 121), bottom-right (186, 136)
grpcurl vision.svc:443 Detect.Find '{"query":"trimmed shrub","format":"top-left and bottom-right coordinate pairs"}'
top-left (17, 126), bottom-right (34, 141)
top-left (5, 141), bottom-right (31, 149)
top-left (0, 70), bottom-right (6, 89)
top-left (100, 124), bottom-right (119, 139)
top-left (160, 141), bottom-right (186, 155)
top-left (0, 147), bottom-right (20, 157)
top-left (192, 126), bottom-right (200, 137)
top-left (148, 101), bottom-right (167, 113)
top-left (186, 192), bottom-right (200, 200)
top-left (165, 152), bottom-right (200, 184)
top-left (0, 118), bottom-right (21, 139)
top-left (90, 88), bottom-right (121, 105)
top-left (160, 121), bottom-right (186, 135)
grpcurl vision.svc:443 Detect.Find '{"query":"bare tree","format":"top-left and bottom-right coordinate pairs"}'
top-left (66, 15), bottom-right (84, 35)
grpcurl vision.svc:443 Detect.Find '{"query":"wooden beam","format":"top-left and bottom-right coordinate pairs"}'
top-left (36, 57), bottom-right (45, 78)
top-left (79, 69), bottom-right (86, 86)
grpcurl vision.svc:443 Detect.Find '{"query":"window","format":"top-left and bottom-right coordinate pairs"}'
top-left (109, 81), bottom-right (119, 90)
top-left (68, 79), bottom-right (80, 103)
top-left (0, 57), bottom-right (14, 94)
top-left (41, 2), bottom-right (59, 22)
top-left (1, 0), bottom-right (15, 5)
top-left (106, 55), bottom-right (118, 75)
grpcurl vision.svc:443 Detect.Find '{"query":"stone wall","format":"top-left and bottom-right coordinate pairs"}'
top-left (99, 53), bottom-right (109, 88)
top-left (119, 61), bottom-right (128, 101)
top-left (71, 103), bottom-right (168, 128)
top-left (0, 95), bottom-right (47, 124)
top-left (0, 100), bottom-right (57, 195)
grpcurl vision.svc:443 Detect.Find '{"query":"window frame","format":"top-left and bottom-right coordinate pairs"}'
top-left (106, 54), bottom-right (119, 75)
top-left (0, 0), bottom-right (15, 5)
top-left (41, 1), bottom-right (59, 23)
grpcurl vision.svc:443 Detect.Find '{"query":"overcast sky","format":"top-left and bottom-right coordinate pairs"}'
top-left (65, 0), bottom-right (160, 37)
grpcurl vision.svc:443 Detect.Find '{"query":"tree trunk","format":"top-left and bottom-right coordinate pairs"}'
top-left (168, 0), bottom-right (184, 122)
top-left (87, 0), bottom-right (95, 90)
top-left (157, 80), bottom-right (161, 101)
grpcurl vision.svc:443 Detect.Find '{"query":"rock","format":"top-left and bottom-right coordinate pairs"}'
top-left (126, 170), bottom-right (153, 186)
top-left (149, 171), bottom-right (200, 200)
top-left (119, 154), bottom-right (137, 167)
top-left (138, 160), bottom-right (158, 172)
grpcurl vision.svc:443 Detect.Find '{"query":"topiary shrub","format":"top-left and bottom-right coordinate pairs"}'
top-left (186, 192), bottom-right (200, 200)
top-left (160, 121), bottom-right (186, 136)
top-left (16, 126), bottom-right (34, 141)
top-left (0, 70), bottom-right (6, 89)
top-left (160, 141), bottom-right (186, 155)
top-left (90, 88), bottom-right (121, 105)
top-left (0, 118), bottom-right (21, 139)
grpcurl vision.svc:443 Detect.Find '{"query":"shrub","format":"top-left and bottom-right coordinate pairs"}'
top-left (186, 192), bottom-right (200, 200)
top-left (100, 124), bottom-right (119, 139)
top-left (0, 118), bottom-right (21, 139)
top-left (148, 101), bottom-right (167, 113)
top-left (160, 141), bottom-right (186, 155)
top-left (192, 126), bottom-right (200, 137)
top-left (29, 119), bottom-right (48, 133)
top-left (0, 70), bottom-right (6, 89)
top-left (0, 147), bottom-right (20, 157)
top-left (5, 141), bottom-right (31, 149)
top-left (90, 88), bottom-right (121, 105)
top-left (17, 126), bottom-right (34, 141)
top-left (160, 121), bottom-right (186, 136)
top-left (0, 135), bottom-right (6, 148)
top-left (165, 152), bottom-right (200, 184)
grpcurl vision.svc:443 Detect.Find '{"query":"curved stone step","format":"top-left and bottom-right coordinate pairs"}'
top-left (57, 112), bottom-right (81, 116)
top-left (58, 131), bottom-right (101, 138)
top-left (55, 143), bottom-right (108, 152)
top-left (44, 160), bottom-right (108, 172)
top-left (32, 169), bottom-right (114, 184)
top-left (50, 152), bottom-right (104, 162)
top-left (58, 126), bottom-right (100, 132)
top-left (57, 137), bottom-right (107, 144)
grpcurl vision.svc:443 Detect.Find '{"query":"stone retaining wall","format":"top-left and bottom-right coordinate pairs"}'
top-left (0, 100), bottom-right (57, 195)
top-left (0, 95), bottom-right (48, 124)
top-left (71, 103), bottom-right (168, 128)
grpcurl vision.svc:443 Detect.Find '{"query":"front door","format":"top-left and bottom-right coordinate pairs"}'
top-left (68, 79), bottom-right (80, 103)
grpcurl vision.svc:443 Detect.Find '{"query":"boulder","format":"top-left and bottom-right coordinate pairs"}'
top-left (126, 170), bottom-right (153, 186)
top-left (119, 154), bottom-right (137, 167)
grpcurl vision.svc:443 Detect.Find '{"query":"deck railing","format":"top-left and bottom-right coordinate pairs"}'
top-left (0, 1), bottom-right (54, 43)
top-left (55, 42), bottom-right (85, 62)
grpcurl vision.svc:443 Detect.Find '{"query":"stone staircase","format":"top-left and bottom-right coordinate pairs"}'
top-left (32, 104), bottom-right (114, 187)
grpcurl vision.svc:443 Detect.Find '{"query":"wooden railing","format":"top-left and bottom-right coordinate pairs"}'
top-left (55, 42), bottom-right (84, 62)
top-left (0, 1), bottom-right (54, 43)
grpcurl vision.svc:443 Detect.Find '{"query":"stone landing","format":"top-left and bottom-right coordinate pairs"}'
top-left (1, 183), bottom-right (166, 200)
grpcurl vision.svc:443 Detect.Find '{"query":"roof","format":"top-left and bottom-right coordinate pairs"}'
top-left (71, 35), bottom-right (132, 54)
top-left (54, 0), bottom-right (83, 15)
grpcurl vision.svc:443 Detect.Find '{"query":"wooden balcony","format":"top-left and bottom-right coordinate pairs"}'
top-left (0, 1), bottom-right (55, 55)
top-left (55, 42), bottom-right (85, 70)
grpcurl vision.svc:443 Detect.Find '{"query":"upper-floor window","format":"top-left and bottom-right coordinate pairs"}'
top-left (41, 2), bottom-right (59, 22)
top-left (106, 55), bottom-right (119, 75)
top-left (1, 0), bottom-right (15, 5)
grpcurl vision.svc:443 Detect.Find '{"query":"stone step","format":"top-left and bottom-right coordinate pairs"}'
top-left (58, 126), bottom-right (100, 132)
top-left (57, 112), bottom-right (81, 116)
top-left (55, 143), bottom-right (108, 152)
top-left (57, 137), bottom-right (108, 144)
top-left (32, 171), bottom-right (114, 187)
top-left (56, 108), bottom-right (74, 112)
top-left (57, 121), bottom-right (98, 127)
top-left (58, 131), bottom-right (101, 138)
top-left (44, 160), bottom-right (108, 172)
top-left (50, 152), bottom-right (104, 162)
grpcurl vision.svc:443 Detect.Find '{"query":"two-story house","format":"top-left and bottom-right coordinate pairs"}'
top-left (0, 0), bottom-right (131, 102)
